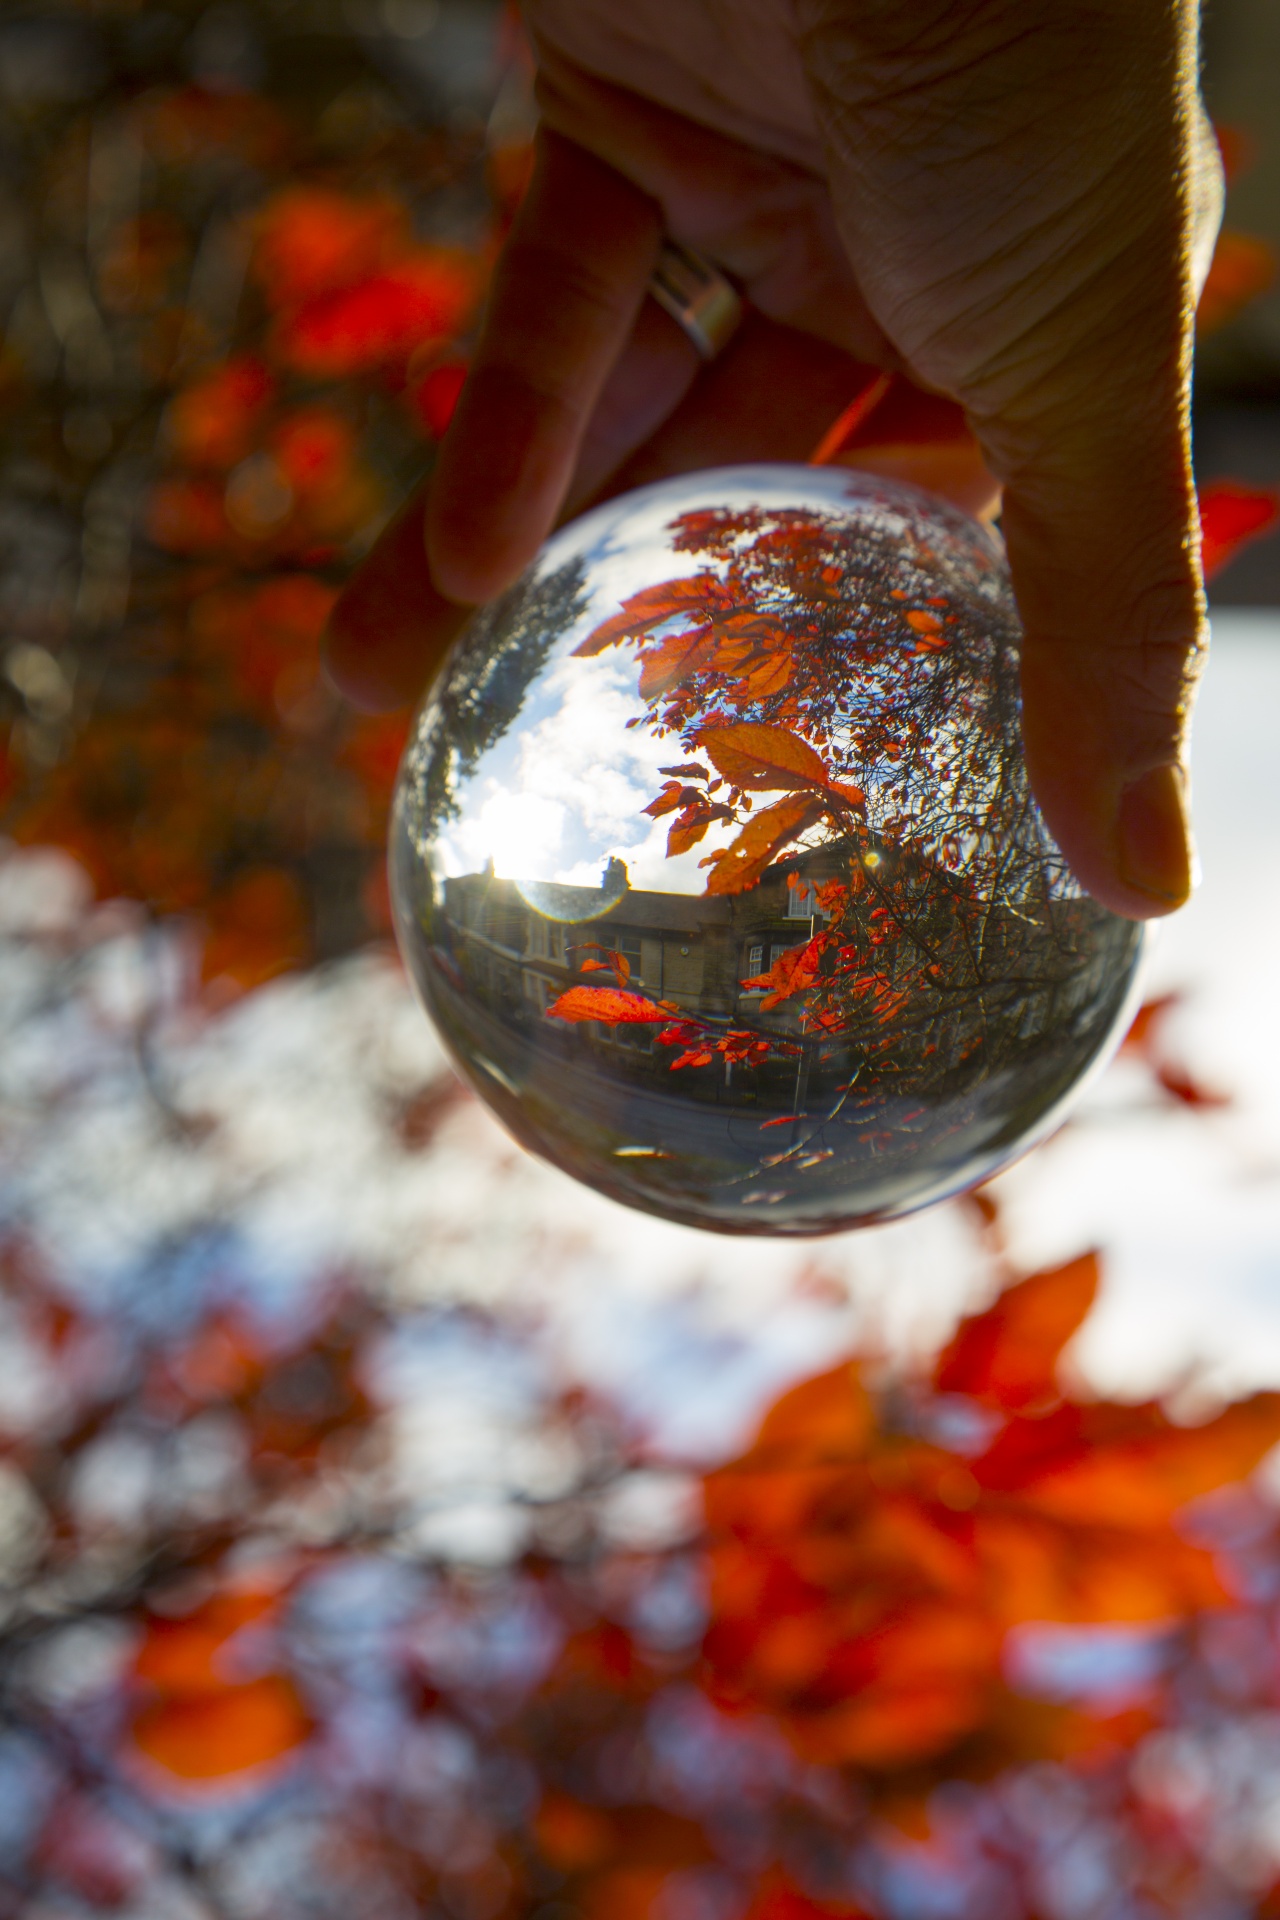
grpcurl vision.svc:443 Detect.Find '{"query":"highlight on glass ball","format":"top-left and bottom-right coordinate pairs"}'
top-left (390, 465), bottom-right (1145, 1235)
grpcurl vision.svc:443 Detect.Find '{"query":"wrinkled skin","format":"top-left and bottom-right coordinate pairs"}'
top-left (327, 0), bottom-right (1222, 919)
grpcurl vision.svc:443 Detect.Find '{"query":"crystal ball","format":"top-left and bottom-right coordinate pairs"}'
top-left (390, 465), bottom-right (1145, 1235)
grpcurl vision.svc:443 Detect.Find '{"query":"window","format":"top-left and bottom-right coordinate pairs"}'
top-left (742, 940), bottom-right (804, 992)
top-left (611, 931), bottom-right (643, 982)
top-left (786, 878), bottom-right (826, 919)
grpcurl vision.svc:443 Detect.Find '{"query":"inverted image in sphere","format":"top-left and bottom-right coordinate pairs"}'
top-left (391, 466), bottom-right (1145, 1234)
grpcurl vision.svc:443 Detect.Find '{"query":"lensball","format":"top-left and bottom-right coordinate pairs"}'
top-left (391, 465), bottom-right (1145, 1235)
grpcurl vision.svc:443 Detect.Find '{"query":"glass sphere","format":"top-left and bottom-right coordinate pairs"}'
top-left (391, 466), bottom-right (1145, 1236)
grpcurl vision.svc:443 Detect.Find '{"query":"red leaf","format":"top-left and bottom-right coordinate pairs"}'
top-left (1155, 1064), bottom-right (1231, 1109)
top-left (410, 359), bottom-right (468, 438)
top-left (165, 356), bottom-right (275, 471)
top-left (1199, 480), bottom-right (1280, 579)
top-left (974, 1393), bottom-right (1280, 1524)
top-left (274, 252), bottom-right (478, 377)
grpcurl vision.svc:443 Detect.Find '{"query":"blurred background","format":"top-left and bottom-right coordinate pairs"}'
top-left (0, 4), bottom-right (1278, 1918)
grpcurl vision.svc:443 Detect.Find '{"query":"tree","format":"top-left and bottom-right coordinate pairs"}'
top-left (555, 501), bottom-right (1138, 1120)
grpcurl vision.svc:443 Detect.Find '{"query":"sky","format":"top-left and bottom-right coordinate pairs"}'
top-left (427, 463), bottom-right (1006, 897)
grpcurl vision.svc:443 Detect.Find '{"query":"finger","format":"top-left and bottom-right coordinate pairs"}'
top-left (427, 130), bottom-right (662, 605)
top-left (795, 0), bottom-right (1213, 917)
top-left (563, 292), bottom-right (701, 514)
top-left (536, 52), bottom-right (891, 364)
top-left (326, 301), bottom-right (698, 710)
top-left (324, 312), bottom-right (845, 708)
top-left (824, 379), bottom-right (1001, 521)
top-left (326, 316), bottom-right (979, 710)
top-left (323, 476), bottom-right (466, 711)
top-left (1004, 440), bottom-right (1205, 921)
top-left (602, 308), bottom-right (887, 493)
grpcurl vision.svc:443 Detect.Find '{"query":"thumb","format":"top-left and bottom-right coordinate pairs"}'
top-left (1001, 424), bottom-right (1205, 920)
top-left (795, 0), bottom-right (1219, 918)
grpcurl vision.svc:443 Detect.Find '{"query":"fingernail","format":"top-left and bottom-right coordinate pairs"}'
top-left (1117, 764), bottom-right (1195, 907)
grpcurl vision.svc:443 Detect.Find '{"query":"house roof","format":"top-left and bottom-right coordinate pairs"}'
top-left (606, 889), bottom-right (731, 933)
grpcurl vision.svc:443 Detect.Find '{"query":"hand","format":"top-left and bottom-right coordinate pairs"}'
top-left (326, 0), bottom-right (1222, 919)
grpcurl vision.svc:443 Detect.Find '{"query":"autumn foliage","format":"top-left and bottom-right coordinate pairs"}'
top-left (7, 1130), bottom-right (1280, 1917)
top-left (2, 13), bottom-right (1280, 1919)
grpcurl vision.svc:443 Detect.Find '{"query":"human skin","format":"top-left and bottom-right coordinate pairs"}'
top-left (325, 0), bottom-right (1222, 920)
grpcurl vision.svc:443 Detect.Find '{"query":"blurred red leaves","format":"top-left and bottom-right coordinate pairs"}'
top-left (702, 1252), bottom-right (1280, 1774)
top-left (1200, 480), bottom-right (1280, 579)
top-left (131, 1587), bottom-right (311, 1783)
top-left (8, 1153), bottom-right (1280, 1915)
top-left (1122, 994), bottom-right (1233, 1110)
top-left (4, 78), bottom-right (496, 989)
top-left (252, 186), bottom-right (479, 379)
top-left (934, 1253), bottom-right (1098, 1412)
top-left (199, 865), bottom-right (310, 993)
top-left (1197, 230), bottom-right (1278, 337)
top-left (164, 357), bottom-right (277, 471)
top-left (1199, 127), bottom-right (1279, 337)
top-left (4, 29), bottom-right (1280, 1920)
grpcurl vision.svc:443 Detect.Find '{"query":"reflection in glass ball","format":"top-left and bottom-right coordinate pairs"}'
top-left (391, 466), bottom-right (1145, 1235)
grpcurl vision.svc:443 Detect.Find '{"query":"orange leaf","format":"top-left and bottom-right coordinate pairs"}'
top-left (976, 1394), bottom-right (1280, 1525)
top-left (699, 723), bottom-right (829, 792)
top-left (165, 356), bottom-right (275, 471)
top-left (741, 650), bottom-right (795, 698)
top-left (135, 1591), bottom-right (277, 1694)
top-left (670, 1047), bottom-right (714, 1069)
top-left (638, 627), bottom-right (713, 700)
top-left (667, 811), bottom-right (713, 856)
top-left (200, 867), bottom-right (310, 993)
top-left (749, 1361), bottom-right (873, 1464)
top-left (702, 793), bottom-right (826, 896)
top-left (795, 1675), bottom-right (988, 1769)
top-left (933, 1253), bottom-right (1099, 1411)
top-left (574, 576), bottom-right (726, 655)
top-left (1120, 993), bottom-right (1180, 1058)
top-left (546, 986), bottom-right (670, 1024)
top-left (253, 187), bottom-right (409, 308)
top-left (742, 936), bottom-right (825, 1009)
top-left (1197, 229), bottom-right (1278, 336)
top-left (534, 1795), bottom-right (615, 1870)
top-left (132, 1674), bottom-right (310, 1780)
top-left (643, 780), bottom-right (693, 819)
